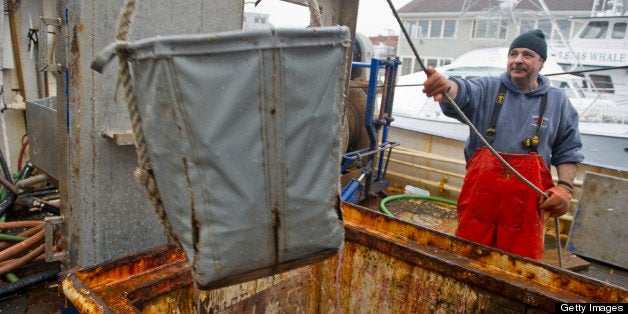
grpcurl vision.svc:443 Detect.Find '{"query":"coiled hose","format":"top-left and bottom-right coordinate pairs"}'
top-left (0, 263), bottom-right (61, 299)
top-left (380, 194), bottom-right (457, 217)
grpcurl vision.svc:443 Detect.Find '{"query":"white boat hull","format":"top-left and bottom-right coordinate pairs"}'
top-left (392, 114), bottom-right (628, 171)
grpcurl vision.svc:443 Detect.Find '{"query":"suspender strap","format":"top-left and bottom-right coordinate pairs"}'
top-left (486, 83), bottom-right (548, 152)
top-left (529, 93), bottom-right (547, 153)
top-left (486, 83), bottom-right (507, 144)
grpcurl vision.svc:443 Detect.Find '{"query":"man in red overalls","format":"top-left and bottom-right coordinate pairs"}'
top-left (421, 30), bottom-right (584, 260)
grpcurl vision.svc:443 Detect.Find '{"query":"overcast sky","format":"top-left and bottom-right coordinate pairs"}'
top-left (244, 0), bottom-right (413, 37)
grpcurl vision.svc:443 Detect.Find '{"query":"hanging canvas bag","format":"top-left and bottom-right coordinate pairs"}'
top-left (91, 0), bottom-right (349, 289)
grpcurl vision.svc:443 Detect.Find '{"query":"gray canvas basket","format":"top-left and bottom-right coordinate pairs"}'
top-left (93, 26), bottom-right (350, 288)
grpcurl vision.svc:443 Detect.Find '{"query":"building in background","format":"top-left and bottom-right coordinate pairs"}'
top-left (243, 11), bottom-right (272, 30)
top-left (370, 35), bottom-right (399, 58)
top-left (396, 0), bottom-right (596, 75)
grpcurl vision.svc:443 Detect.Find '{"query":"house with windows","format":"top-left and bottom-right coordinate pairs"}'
top-left (396, 0), bottom-right (596, 76)
top-left (243, 11), bottom-right (271, 30)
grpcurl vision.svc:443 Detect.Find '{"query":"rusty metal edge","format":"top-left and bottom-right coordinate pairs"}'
top-left (342, 202), bottom-right (628, 308)
top-left (61, 244), bottom-right (184, 312)
top-left (70, 244), bottom-right (184, 286)
top-left (122, 259), bottom-right (193, 303)
top-left (61, 273), bottom-right (119, 314)
top-left (60, 243), bottom-right (339, 311)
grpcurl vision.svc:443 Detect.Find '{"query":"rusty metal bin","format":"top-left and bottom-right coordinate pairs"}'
top-left (61, 203), bottom-right (628, 313)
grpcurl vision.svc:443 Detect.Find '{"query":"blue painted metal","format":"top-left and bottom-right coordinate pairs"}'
top-left (340, 173), bottom-right (366, 203)
top-left (341, 58), bottom-right (401, 203)
top-left (376, 58), bottom-right (402, 181)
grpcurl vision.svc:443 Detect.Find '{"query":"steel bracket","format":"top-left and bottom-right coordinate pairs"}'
top-left (44, 215), bottom-right (68, 262)
top-left (39, 16), bottom-right (64, 73)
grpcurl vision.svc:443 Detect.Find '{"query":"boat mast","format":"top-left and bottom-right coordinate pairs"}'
top-left (535, 0), bottom-right (583, 71)
top-left (592, 0), bottom-right (600, 16)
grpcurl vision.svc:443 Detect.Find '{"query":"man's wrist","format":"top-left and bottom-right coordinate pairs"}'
top-left (557, 180), bottom-right (573, 190)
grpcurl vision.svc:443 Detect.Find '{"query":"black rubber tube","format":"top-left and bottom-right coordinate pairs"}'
top-left (0, 192), bottom-right (15, 217)
top-left (0, 263), bottom-right (61, 299)
top-left (0, 153), bottom-right (18, 216)
top-left (0, 163), bottom-right (34, 216)
top-left (40, 202), bottom-right (60, 216)
top-left (22, 187), bottom-right (59, 198)
top-left (0, 151), bottom-right (12, 186)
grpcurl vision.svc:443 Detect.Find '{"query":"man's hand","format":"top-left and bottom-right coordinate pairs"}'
top-left (422, 66), bottom-right (450, 101)
top-left (539, 184), bottom-right (572, 217)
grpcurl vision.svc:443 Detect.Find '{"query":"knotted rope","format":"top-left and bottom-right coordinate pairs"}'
top-left (307, 0), bottom-right (322, 27)
top-left (114, 0), bottom-right (179, 241)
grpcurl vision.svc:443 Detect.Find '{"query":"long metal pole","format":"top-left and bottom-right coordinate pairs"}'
top-left (385, 0), bottom-right (563, 267)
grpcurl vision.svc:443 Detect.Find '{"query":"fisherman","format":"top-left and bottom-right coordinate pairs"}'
top-left (421, 29), bottom-right (584, 260)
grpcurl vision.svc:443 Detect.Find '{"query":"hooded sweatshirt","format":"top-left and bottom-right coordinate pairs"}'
top-left (439, 72), bottom-right (584, 168)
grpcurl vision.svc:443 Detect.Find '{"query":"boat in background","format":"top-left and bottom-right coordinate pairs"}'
top-left (549, 0), bottom-right (628, 106)
top-left (392, 47), bottom-right (628, 170)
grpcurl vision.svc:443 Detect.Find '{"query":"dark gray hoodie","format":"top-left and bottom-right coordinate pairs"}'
top-left (440, 72), bottom-right (584, 168)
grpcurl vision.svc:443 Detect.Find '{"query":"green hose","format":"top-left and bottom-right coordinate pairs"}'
top-left (0, 233), bottom-right (28, 242)
top-left (380, 194), bottom-right (457, 217)
top-left (5, 273), bottom-right (19, 283)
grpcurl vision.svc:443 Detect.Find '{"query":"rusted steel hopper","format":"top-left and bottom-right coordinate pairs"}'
top-left (61, 202), bottom-right (627, 313)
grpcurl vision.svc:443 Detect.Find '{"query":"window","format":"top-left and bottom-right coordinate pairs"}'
top-left (612, 22), bottom-right (626, 39)
top-left (401, 58), bottom-right (413, 75)
top-left (415, 20), bottom-right (456, 38)
top-left (473, 19), bottom-right (507, 39)
top-left (475, 20), bottom-right (488, 37)
top-left (519, 19), bottom-right (571, 42)
top-left (430, 20), bottom-right (442, 37)
top-left (555, 20), bottom-right (572, 40)
top-left (580, 21), bottom-right (609, 38)
top-left (418, 20), bottom-right (429, 37)
top-left (405, 20), bottom-right (417, 38)
top-left (413, 59), bottom-right (423, 73)
top-left (410, 58), bottom-right (453, 72)
top-left (553, 81), bottom-right (577, 98)
top-left (443, 20), bottom-right (456, 38)
top-left (521, 19), bottom-right (535, 33)
top-left (588, 75), bottom-right (614, 93)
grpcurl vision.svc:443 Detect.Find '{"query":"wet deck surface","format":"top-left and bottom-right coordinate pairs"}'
top-left (575, 259), bottom-right (628, 288)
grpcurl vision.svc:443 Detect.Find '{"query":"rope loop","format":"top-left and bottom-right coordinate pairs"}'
top-left (113, 40), bottom-right (134, 61)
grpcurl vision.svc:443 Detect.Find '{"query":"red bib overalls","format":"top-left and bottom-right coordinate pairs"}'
top-left (455, 147), bottom-right (554, 260)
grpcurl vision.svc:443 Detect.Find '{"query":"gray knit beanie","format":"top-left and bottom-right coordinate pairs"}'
top-left (509, 29), bottom-right (547, 60)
